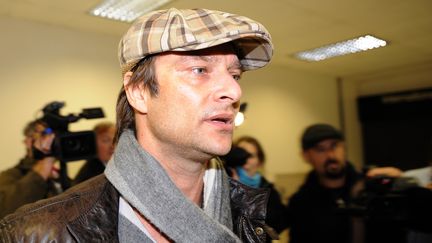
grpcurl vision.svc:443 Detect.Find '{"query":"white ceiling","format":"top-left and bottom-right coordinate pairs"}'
top-left (1, 0), bottom-right (432, 77)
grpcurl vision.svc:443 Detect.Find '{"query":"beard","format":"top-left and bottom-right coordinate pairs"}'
top-left (323, 159), bottom-right (346, 179)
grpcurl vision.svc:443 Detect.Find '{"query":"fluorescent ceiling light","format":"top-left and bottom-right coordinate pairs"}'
top-left (294, 35), bottom-right (388, 62)
top-left (89, 0), bottom-right (172, 23)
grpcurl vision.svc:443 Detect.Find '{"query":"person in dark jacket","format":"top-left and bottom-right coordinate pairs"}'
top-left (0, 119), bottom-right (61, 219)
top-left (285, 124), bottom-right (361, 243)
top-left (72, 121), bottom-right (115, 185)
top-left (285, 123), bottom-right (405, 243)
top-left (0, 8), bottom-right (275, 242)
top-left (234, 135), bottom-right (286, 235)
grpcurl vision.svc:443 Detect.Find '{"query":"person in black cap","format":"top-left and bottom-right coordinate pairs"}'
top-left (284, 123), bottom-right (407, 243)
top-left (284, 123), bottom-right (361, 243)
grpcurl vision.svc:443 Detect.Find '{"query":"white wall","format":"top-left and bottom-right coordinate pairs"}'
top-left (0, 16), bottom-right (122, 173)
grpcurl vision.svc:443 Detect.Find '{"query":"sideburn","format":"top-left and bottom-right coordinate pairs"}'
top-left (114, 56), bottom-right (159, 144)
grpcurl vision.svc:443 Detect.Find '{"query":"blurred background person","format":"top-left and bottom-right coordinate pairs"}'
top-left (72, 121), bottom-right (115, 185)
top-left (0, 119), bottom-right (60, 219)
top-left (284, 123), bottom-right (358, 243)
top-left (233, 135), bottom-right (286, 235)
top-left (285, 123), bottom-right (414, 243)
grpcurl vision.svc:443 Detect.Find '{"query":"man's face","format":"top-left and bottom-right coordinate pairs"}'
top-left (303, 139), bottom-right (346, 179)
top-left (138, 44), bottom-right (242, 161)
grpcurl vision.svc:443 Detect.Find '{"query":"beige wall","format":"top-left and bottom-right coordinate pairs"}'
top-left (0, 16), bottom-right (122, 174)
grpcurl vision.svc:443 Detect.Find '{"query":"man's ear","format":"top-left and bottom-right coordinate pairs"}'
top-left (123, 71), bottom-right (148, 114)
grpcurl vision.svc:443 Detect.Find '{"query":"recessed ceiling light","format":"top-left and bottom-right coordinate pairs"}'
top-left (293, 35), bottom-right (388, 62)
top-left (89, 0), bottom-right (173, 23)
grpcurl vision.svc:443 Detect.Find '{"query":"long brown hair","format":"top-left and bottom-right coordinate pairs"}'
top-left (234, 136), bottom-right (266, 164)
top-left (114, 56), bottom-right (158, 144)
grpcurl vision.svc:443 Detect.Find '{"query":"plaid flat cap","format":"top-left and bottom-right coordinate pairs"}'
top-left (118, 8), bottom-right (273, 75)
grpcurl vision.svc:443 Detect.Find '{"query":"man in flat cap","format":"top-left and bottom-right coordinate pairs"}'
top-left (0, 8), bottom-right (275, 242)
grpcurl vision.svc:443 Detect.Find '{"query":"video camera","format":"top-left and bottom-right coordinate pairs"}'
top-left (346, 175), bottom-right (422, 219)
top-left (341, 172), bottom-right (432, 242)
top-left (40, 101), bottom-right (105, 162)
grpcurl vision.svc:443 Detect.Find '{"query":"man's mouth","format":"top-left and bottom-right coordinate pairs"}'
top-left (207, 113), bottom-right (234, 130)
top-left (211, 117), bottom-right (231, 124)
top-left (324, 159), bottom-right (342, 171)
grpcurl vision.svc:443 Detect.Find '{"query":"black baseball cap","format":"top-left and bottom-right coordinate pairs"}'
top-left (301, 124), bottom-right (344, 150)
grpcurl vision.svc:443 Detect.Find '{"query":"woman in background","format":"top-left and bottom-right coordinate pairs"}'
top-left (234, 136), bottom-right (287, 234)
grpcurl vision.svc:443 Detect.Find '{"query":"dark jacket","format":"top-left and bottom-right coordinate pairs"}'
top-left (259, 177), bottom-right (286, 234)
top-left (0, 157), bottom-right (61, 219)
top-left (72, 158), bottom-right (105, 186)
top-left (285, 162), bottom-right (361, 243)
top-left (0, 174), bottom-right (275, 243)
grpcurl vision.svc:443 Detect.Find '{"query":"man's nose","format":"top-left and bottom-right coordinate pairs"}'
top-left (214, 72), bottom-right (242, 105)
top-left (326, 148), bottom-right (337, 158)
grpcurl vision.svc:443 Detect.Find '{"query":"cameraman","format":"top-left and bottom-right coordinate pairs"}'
top-left (0, 119), bottom-right (61, 219)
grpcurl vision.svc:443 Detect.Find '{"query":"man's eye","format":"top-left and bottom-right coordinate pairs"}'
top-left (232, 75), bottom-right (241, 81)
top-left (192, 67), bottom-right (206, 74)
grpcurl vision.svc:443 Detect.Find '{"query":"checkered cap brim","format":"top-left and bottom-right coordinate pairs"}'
top-left (118, 8), bottom-right (273, 75)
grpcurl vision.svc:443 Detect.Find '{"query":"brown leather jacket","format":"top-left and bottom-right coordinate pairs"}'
top-left (0, 174), bottom-right (276, 242)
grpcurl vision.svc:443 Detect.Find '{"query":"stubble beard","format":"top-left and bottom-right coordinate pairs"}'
top-left (323, 159), bottom-right (347, 179)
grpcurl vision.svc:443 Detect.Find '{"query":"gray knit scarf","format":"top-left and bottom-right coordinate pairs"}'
top-left (105, 130), bottom-right (241, 242)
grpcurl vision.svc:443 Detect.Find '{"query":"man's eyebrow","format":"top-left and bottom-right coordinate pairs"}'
top-left (229, 60), bottom-right (242, 71)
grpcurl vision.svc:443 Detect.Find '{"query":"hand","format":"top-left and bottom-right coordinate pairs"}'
top-left (366, 167), bottom-right (402, 178)
top-left (32, 130), bottom-right (57, 180)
